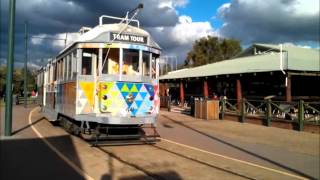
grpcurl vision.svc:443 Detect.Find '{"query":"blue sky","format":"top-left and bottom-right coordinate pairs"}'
top-left (177, 0), bottom-right (229, 28)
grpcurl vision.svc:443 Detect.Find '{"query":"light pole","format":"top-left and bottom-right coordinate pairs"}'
top-left (24, 21), bottom-right (28, 108)
top-left (5, 0), bottom-right (16, 136)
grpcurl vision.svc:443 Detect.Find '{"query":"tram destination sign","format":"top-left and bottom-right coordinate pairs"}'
top-left (110, 32), bottom-right (147, 44)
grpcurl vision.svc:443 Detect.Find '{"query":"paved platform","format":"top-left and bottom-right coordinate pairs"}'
top-left (0, 105), bottom-right (319, 180)
top-left (0, 106), bottom-right (84, 180)
top-left (159, 111), bottom-right (320, 179)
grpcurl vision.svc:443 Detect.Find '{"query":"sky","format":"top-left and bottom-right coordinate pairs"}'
top-left (0, 0), bottom-right (319, 68)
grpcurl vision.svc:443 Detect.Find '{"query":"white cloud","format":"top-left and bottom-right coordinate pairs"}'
top-left (30, 32), bottom-right (80, 49)
top-left (217, 0), bottom-right (319, 44)
top-left (158, 0), bottom-right (189, 9)
top-left (149, 15), bottom-right (218, 63)
top-left (169, 15), bottom-right (216, 45)
top-left (51, 32), bottom-right (80, 48)
top-left (31, 34), bottom-right (47, 45)
top-left (292, 0), bottom-right (319, 15)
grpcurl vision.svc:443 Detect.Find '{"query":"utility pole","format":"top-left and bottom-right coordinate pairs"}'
top-left (24, 21), bottom-right (28, 108)
top-left (64, 33), bottom-right (68, 48)
top-left (5, 0), bottom-right (16, 136)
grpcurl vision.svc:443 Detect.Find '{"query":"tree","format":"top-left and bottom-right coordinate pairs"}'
top-left (186, 36), bottom-right (242, 67)
top-left (0, 66), bottom-right (37, 97)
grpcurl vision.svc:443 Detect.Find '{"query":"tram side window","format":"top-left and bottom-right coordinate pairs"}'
top-left (64, 57), bottom-right (68, 80)
top-left (53, 62), bottom-right (57, 81)
top-left (68, 55), bottom-right (72, 79)
top-left (82, 52), bottom-right (92, 75)
top-left (123, 49), bottom-right (139, 75)
top-left (58, 60), bottom-right (63, 81)
top-left (152, 54), bottom-right (159, 79)
top-left (142, 51), bottom-right (150, 77)
top-left (48, 65), bottom-right (51, 83)
top-left (72, 51), bottom-right (77, 78)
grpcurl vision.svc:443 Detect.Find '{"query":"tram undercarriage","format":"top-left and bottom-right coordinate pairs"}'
top-left (56, 114), bottom-right (160, 146)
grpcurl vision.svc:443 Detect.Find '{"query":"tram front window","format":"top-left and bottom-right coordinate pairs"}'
top-left (102, 48), bottom-right (119, 74)
top-left (123, 49), bottom-right (139, 75)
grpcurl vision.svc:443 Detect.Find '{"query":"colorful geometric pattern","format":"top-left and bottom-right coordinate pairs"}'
top-left (99, 82), bottom-right (159, 117)
top-left (77, 81), bottom-right (95, 114)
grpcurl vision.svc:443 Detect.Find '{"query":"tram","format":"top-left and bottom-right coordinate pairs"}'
top-left (36, 5), bottom-right (161, 144)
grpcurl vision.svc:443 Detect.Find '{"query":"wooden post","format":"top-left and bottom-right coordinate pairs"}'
top-left (240, 98), bottom-right (246, 123)
top-left (286, 75), bottom-right (292, 102)
top-left (164, 82), bottom-right (168, 96)
top-left (236, 79), bottom-right (242, 108)
top-left (266, 99), bottom-right (272, 127)
top-left (159, 82), bottom-right (166, 96)
top-left (180, 80), bottom-right (184, 106)
top-left (203, 79), bottom-right (208, 98)
top-left (298, 100), bottom-right (304, 131)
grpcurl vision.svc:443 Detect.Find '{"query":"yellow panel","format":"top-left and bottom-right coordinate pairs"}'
top-left (79, 82), bottom-right (95, 108)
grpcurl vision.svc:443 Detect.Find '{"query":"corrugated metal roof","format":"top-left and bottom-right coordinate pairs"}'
top-left (160, 43), bottom-right (320, 80)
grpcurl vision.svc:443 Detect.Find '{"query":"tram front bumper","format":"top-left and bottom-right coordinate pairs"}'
top-left (74, 113), bottom-right (158, 125)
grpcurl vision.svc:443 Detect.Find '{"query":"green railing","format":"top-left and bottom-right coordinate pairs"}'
top-left (220, 98), bottom-right (320, 131)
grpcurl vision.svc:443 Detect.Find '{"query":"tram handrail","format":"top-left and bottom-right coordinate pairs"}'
top-left (99, 15), bottom-right (140, 28)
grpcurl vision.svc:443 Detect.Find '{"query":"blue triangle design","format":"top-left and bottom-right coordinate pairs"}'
top-left (117, 82), bottom-right (124, 91)
top-left (127, 83), bottom-right (133, 91)
top-left (140, 92), bottom-right (147, 100)
top-left (121, 92), bottom-right (129, 99)
top-left (135, 83), bottom-right (142, 91)
top-left (135, 93), bottom-right (143, 101)
top-left (127, 101), bottom-right (133, 108)
top-left (144, 84), bottom-right (154, 97)
top-left (132, 109), bottom-right (138, 116)
top-left (135, 100), bottom-right (143, 109)
top-left (131, 92), bottom-right (138, 98)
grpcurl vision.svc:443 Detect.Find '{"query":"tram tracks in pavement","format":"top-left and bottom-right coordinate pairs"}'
top-left (93, 139), bottom-right (256, 180)
top-left (158, 114), bottom-right (308, 180)
top-left (29, 107), bottom-right (307, 180)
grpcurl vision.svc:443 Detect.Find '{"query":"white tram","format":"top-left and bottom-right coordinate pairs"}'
top-left (36, 8), bottom-right (161, 143)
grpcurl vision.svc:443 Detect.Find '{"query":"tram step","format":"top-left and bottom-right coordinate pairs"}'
top-left (92, 138), bottom-right (160, 146)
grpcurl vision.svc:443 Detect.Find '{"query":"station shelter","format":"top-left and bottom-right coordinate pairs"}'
top-left (159, 43), bottom-right (320, 106)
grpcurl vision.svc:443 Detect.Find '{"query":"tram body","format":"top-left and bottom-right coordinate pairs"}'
top-left (36, 15), bottom-right (161, 141)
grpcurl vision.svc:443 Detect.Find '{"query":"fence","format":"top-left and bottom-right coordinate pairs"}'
top-left (15, 96), bottom-right (38, 105)
top-left (219, 98), bottom-right (320, 131)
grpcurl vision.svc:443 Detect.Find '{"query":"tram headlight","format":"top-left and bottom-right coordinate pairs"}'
top-left (102, 105), bottom-right (107, 111)
top-left (102, 84), bottom-right (107, 90)
top-left (102, 95), bottom-right (108, 100)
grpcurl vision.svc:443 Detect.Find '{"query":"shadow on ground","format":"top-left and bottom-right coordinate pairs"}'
top-left (162, 114), bottom-right (318, 180)
top-left (0, 135), bottom-right (85, 180)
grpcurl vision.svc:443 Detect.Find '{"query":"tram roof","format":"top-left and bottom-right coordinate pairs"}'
top-left (58, 23), bottom-right (161, 56)
top-left (160, 43), bottom-right (320, 80)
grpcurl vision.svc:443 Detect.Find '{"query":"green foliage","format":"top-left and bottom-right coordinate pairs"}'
top-left (0, 66), bottom-right (37, 96)
top-left (186, 36), bottom-right (242, 67)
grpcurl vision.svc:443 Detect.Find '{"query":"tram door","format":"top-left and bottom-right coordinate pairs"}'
top-left (78, 50), bottom-right (98, 114)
